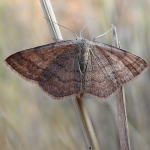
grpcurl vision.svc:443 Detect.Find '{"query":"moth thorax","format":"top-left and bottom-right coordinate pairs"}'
top-left (79, 46), bottom-right (90, 75)
top-left (84, 47), bottom-right (90, 63)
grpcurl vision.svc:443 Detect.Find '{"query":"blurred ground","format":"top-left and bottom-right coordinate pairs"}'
top-left (0, 0), bottom-right (150, 150)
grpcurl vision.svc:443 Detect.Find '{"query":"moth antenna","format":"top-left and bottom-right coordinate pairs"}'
top-left (44, 17), bottom-right (78, 38)
top-left (93, 25), bottom-right (114, 41)
top-left (80, 18), bottom-right (95, 38)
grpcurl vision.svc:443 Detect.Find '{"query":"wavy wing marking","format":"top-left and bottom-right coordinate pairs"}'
top-left (84, 42), bottom-right (147, 98)
top-left (5, 40), bottom-right (82, 99)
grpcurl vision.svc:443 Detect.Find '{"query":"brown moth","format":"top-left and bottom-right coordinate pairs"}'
top-left (5, 37), bottom-right (148, 99)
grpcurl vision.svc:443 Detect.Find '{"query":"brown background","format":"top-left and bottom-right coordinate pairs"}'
top-left (0, 0), bottom-right (150, 150)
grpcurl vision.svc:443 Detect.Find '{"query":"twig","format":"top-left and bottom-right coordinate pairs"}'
top-left (39, 0), bottom-right (63, 41)
top-left (112, 25), bottom-right (131, 150)
top-left (39, 0), bottom-right (100, 149)
top-left (73, 96), bottom-right (100, 150)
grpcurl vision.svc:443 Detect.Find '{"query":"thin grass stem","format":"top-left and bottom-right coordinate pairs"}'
top-left (112, 25), bottom-right (131, 150)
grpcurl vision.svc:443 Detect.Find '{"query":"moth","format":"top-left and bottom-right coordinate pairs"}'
top-left (5, 37), bottom-right (148, 99)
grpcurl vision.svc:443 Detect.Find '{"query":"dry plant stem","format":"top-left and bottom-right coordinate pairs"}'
top-left (116, 87), bottom-right (131, 150)
top-left (112, 25), bottom-right (131, 150)
top-left (73, 96), bottom-right (100, 150)
top-left (39, 0), bottom-right (100, 149)
top-left (39, 0), bottom-right (63, 41)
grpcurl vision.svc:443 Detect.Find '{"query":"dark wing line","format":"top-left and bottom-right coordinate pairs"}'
top-left (100, 45), bottom-right (141, 77)
top-left (87, 50), bottom-right (117, 84)
top-left (41, 70), bottom-right (81, 83)
top-left (94, 46), bottom-right (121, 83)
top-left (84, 45), bottom-right (118, 98)
top-left (37, 44), bottom-right (82, 98)
top-left (21, 43), bottom-right (79, 73)
top-left (41, 45), bottom-right (80, 82)
top-left (95, 45), bottom-right (133, 84)
top-left (90, 46), bottom-right (117, 86)
top-left (5, 40), bottom-right (76, 82)
top-left (97, 46), bottom-right (134, 84)
top-left (94, 43), bottom-right (147, 83)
